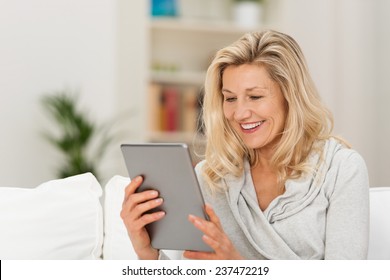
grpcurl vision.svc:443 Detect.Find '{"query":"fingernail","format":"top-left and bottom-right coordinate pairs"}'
top-left (150, 190), bottom-right (158, 197)
top-left (135, 176), bottom-right (142, 182)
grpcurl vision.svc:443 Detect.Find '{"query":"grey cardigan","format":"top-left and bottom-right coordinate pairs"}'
top-left (161, 138), bottom-right (370, 259)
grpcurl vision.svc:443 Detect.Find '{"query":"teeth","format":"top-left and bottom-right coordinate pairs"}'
top-left (241, 121), bottom-right (264, 130)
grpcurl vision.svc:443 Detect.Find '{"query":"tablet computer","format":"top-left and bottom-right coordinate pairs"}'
top-left (120, 143), bottom-right (211, 252)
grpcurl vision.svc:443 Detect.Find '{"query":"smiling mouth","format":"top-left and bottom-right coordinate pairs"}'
top-left (240, 121), bottom-right (265, 130)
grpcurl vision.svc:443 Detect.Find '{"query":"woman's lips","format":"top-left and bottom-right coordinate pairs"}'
top-left (240, 120), bottom-right (265, 132)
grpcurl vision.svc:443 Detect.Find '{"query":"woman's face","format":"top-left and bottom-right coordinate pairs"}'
top-left (222, 64), bottom-right (287, 154)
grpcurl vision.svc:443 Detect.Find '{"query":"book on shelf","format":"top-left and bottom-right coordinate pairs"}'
top-left (164, 86), bottom-right (179, 131)
top-left (148, 83), bottom-right (163, 132)
top-left (148, 83), bottom-right (201, 135)
top-left (181, 86), bottom-right (199, 133)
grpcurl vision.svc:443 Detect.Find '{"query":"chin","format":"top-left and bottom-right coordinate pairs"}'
top-left (243, 137), bottom-right (278, 151)
top-left (243, 141), bottom-right (267, 150)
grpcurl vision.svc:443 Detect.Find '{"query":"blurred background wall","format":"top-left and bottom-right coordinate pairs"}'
top-left (0, 0), bottom-right (389, 187)
top-left (0, 0), bottom-right (119, 186)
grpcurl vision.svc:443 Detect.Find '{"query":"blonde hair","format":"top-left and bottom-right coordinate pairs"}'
top-left (201, 30), bottom-right (335, 191)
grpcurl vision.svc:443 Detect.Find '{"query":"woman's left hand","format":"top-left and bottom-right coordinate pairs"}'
top-left (183, 204), bottom-right (244, 260)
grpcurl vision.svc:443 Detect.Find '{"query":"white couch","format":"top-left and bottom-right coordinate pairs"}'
top-left (367, 186), bottom-right (390, 259)
top-left (0, 173), bottom-right (388, 260)
top-left (0, 173), bottom-right (181, 260)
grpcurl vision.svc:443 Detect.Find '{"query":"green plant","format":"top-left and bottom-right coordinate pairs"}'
top-left (41, 91), bottom-right (113, 180)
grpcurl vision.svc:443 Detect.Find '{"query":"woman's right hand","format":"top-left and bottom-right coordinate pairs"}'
top-left (120, 175), bottom-right (165, 260)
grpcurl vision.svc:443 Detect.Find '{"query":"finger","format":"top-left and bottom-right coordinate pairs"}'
top-left (188, 214), bottom-right (228, 254)
top-left (201, 234), bottom-right (221, 251)
top-left (121, 190), bottom-right (160, 217)
top-left (124, 175), bottom-right (143, 201)
top-left (204, 204), bottom-right (223, 230)
top-left (133, 211), bottom-right (166, 231)
top-left (190, 219), bottom-right (222, 251)
top-left (189, 206), bottom-right (223, 237)
top-left (183, 250), bottom-right (215, 260)
top-left (188, 214), bottom-right (220, 240)
top-left (191, 227), bottom-right (237, 259)
top-left (123, 188), bottom-right (159, 207)
top-left (133, 197), bottom-right (164, 218)
top-left (121, 195), bottom-right (163, 221)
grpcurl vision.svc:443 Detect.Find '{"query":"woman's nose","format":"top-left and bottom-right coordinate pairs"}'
top-left (234, 101), bottom-right (251, 120)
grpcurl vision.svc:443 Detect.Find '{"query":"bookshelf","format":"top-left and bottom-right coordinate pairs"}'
top-left (114, 1), bottom-right (266, 167)
top-left (142, 1), bottom-right (263, 158)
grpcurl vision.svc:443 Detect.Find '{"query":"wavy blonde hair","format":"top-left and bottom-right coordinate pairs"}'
top-left (201, 30), bottom-right (336, 191)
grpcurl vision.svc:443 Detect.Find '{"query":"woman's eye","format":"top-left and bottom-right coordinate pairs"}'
top-left (250, 96), bottom-right (263, 100)
top-left (224, 97), bottom-right (236, 102)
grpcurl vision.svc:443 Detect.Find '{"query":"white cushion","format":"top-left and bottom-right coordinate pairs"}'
top-left (368, 187), bottom-right (390, 259)
top-left (102, 175), bottom-right (137, 259)
top-left (0, 173), bottom-right (103, 260)
top-left (103, 175), bottom-right (183, 260)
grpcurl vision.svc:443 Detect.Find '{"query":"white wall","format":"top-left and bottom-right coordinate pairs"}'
top-left (267, 0), bottom-right (389, 187)
top-left (375, 0), bottom-right (390, 186)
top-left (0, 0), bottom-right (117, 186)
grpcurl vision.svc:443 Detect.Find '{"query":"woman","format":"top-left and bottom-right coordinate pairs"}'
top-left (121, 30), bottom-right (370, 260)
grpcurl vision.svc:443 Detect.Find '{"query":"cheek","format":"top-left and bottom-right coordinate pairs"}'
top-left (223, 104), bottom-right (233, 120)
top-left (274, 107), bottom-right (287, 129)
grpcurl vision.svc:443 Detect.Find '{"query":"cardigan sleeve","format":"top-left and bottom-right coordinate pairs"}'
top-left (324, 150), bottom-right (370, 259)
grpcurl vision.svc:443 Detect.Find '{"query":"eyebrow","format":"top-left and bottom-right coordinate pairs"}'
top-left (221, 88), bottom-right (233, 94)
top-left (221, 86), bottom-right (267, 94)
